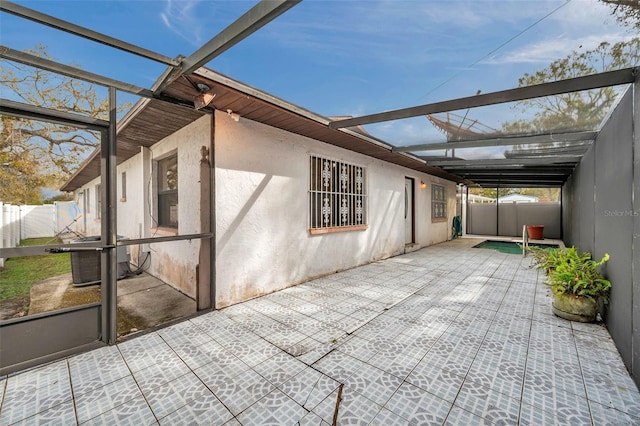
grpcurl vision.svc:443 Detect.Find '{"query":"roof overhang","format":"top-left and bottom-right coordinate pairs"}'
top-left (60, 66), bottom-right (466, 191)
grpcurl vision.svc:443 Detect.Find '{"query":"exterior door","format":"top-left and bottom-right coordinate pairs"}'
top-left (405, 178), bottom-right (414, 244)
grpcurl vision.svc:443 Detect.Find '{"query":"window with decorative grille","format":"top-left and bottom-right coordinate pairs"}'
top-left (432, 183), bottom-right (447, 221)
top-left (309, 155), bottom-right (367, 232)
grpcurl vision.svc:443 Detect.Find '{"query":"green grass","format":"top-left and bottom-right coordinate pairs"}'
top-left (0, 237), bottom-right (71, 301)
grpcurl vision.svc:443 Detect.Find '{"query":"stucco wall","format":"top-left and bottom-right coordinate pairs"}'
top-left (143, 116), bottom-right (209, 298)
top-left (75, 177), bottom-right (101, 237)
top-left (73, 116), bottom-right (210, 298)
top-left (215, 110), bottom-right (455, 308)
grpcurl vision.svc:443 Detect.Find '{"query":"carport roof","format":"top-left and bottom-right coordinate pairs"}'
top-left (329, 67), bottom-right (637, 188)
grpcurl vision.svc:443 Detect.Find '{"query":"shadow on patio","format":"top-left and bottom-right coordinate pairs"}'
top-left (1, 238), bottom-right (638, 425)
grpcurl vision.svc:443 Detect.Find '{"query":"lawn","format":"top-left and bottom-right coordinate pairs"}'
top-left (0, 237), bottom-right (71, 301)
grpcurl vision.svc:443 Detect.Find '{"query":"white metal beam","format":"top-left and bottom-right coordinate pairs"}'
top-left (0, 46), bottom-right (154, 98)
top-left (0, 1), bottom-right (179, 66)
top-left (0, 98), bottom-right (109, 129)
top-left (429, 156), bottom-right (581, 167)
top-left (329, 68), bottom-right (638, 129)
top-left (393, 130), bottom-right (597, 152)
top-left (154, 0), bottom-right (301, 94)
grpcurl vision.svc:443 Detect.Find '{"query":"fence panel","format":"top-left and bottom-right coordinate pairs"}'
top-left (468, 202), bottom-right (561, 239)
top-left (21, 205), bottom-right (56, 240)
top-left (1, 203), bottom-right (21, 267)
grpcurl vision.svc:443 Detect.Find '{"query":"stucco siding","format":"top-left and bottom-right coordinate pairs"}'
top-left (215, 110), bottom-right (455, 308)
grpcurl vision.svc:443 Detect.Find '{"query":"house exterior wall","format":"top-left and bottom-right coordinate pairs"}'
top-left (214, 110), bottom-right (456, 308)
top-left (74, 116), bottom-right (210, 298)
top-left (562, 84), bottom-right (639, 386)
top-left (141, 116), bottom-right (208, 298)
top-left (71, 112), bottom-right (456, 307)
top-left (75, 177), bottom-right (101, 237)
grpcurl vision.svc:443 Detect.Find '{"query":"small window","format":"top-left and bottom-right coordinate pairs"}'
top-left (432, 184), bottom-right (446, 221)
top-left (309, 155), bottom-right (367, 233)
top-left (95, 184), bottom-right (101, 219)
top-left (121, 171), bottom-right (127, 201)
top-left (157, 154), bottom-right (178, 228)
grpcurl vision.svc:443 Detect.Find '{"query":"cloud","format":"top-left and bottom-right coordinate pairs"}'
top-left (483, 33), bottom-right (636, 64)
top-left (160, 0), bottom-right (204, 46)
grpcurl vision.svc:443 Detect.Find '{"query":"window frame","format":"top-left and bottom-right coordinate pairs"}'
top-left (95, 184), bottom-right (101, 220)
top-left (85, 187), bottom-right (90, 214)
top-left (156, 153), bottom-right (178, 229)
top-left (431, 183), bottom-right (447, 222)
top-left (309, 155), bottom-right (368, 235)
top-left (120, 171), bottom-right (127, 202)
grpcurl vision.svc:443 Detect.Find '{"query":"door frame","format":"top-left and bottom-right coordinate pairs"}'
top-left (405, 177), bottom-right (415, 245)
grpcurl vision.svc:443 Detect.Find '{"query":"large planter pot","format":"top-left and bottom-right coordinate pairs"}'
top-left (527, 225), bottom-right (544, 240)
top-left (552, 293), bottom-right (598, 322)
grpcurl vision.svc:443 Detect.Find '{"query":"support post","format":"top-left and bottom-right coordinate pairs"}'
top-left (197, 127), bottom-right (212, 310)
top-left (101, 87), bottom-right (118, 344)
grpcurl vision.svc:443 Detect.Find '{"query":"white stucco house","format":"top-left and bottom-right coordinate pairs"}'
top-left (61, 68), bottom-right (462, 309)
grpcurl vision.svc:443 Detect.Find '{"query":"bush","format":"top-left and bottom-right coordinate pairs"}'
top-left (545, 247), bottom-right (611, 303)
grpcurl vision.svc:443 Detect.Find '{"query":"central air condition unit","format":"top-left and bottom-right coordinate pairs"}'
top-left (70, 236), bottom-right (131, 286)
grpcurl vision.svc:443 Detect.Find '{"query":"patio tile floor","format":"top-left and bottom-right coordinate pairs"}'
top-left (2, 238), bottom-right (640, 425)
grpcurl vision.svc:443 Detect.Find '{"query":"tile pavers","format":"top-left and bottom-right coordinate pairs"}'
top-left (2, 238), bottom-right (640, 425)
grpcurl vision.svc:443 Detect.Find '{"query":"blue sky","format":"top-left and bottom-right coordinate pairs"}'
top-left (1, 0), bottom-right (636, 148)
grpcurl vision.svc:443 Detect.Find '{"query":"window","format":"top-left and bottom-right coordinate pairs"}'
top-left (157, 154), bottom-right (178, 228)
top-left (309, 155), bottom-right (367, 233)
top-left (432, 184), bottom-right (446, 221)
top-left (121, 171), bottom-right (127, 201)
top-left (95, 184), bottom-right (101, 219)
top-left (85, 188), bottom-right (90, 214)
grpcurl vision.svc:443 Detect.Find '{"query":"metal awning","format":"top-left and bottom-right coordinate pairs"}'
top-left (329, 67), bottom-right (638, 187)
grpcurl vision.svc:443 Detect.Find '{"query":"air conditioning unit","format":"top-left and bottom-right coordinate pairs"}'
top-left (70, 236), bottom-right (130, 286)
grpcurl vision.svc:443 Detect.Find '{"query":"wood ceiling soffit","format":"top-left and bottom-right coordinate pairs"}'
top-left (165, 75), bottom-right (464, 183)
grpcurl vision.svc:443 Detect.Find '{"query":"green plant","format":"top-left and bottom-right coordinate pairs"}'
top-left (527, 246), bottom-right (560, 272)
top-left (545, 247), bottom-right (611, 303)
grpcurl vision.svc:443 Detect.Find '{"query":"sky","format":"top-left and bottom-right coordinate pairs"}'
top-left (1, 0), bottom-right (637, 151)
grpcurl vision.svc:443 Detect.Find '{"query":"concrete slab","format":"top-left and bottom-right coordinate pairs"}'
top-left (25, 272), bottom-right (195, 333)
top-left (117, 276), bottom-right (195, 327)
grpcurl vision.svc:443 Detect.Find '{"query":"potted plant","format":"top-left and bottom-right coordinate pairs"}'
top-left (526, 224), bottom-right (544, 240)
top-left (527, 246), bottom-right (559, 273)
top-left (545, 247), bottom-right (611, 323)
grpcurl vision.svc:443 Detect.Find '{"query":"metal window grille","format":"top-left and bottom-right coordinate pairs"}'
top-left (432, 184), bottom-right (446, 219)
top-left (309, 155), bottom-right (367, 230)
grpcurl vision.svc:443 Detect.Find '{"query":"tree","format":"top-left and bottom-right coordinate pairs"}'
top-left (601, 0), bottom-right (640, 30)
top-left (0, 45), bottom-right (130, 204)
top-left (502, 37), bottom-right (640, 135)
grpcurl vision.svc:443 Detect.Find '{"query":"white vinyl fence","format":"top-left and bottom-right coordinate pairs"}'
top-left (467, 201), bottom-right (561, 239)
top-left (0, 201), bottom-right (82, 267)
